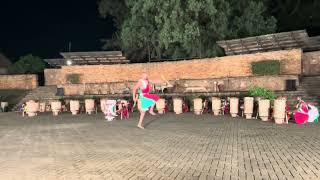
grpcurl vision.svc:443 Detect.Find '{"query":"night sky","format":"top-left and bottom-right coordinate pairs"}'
top-left (0, 0), bottom-right (115, 62)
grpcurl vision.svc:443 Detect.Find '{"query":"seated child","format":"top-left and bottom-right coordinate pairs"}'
top-left (164, 100), bottom-right (169, 113)
top-left (117, 100), bottom-right (129, 120)
top-left (121, 102), bottom-right (129, 119)
top-left (239, 99), bottom-right (244, 117)
top-left (182, 101), bottom-right (189, 113)
top-left (128, 101), bottom-right (134, 113)
top-left (201, 99), bottom-right (209, 114)
top-left (21, 103), bottom-right (27, 117)
top-left (285, 103), bottom-right (292, 123)
top-left (221, 99), bottom-right (230, 115)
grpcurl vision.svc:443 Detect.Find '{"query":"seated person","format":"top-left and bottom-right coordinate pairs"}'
top-left (182, 101), bottom-right (189, 113)
top-left (221, 99), bottom-right (230, 115)
top-left (164, 100), bottom-right (169, 113)
top-left (21, 103), bottom-right (27, 117)
top-left (117, 101), bottom-right (129, 120)
top-left (201, 99), bottom-right (209, 114)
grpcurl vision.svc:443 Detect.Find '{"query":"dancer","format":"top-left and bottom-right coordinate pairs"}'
top-left (132, 73), bottom-right (161, 129)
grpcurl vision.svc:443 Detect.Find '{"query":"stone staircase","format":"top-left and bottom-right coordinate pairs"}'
top-left (13, 86), bottom-right (59, 111)
top-left (298, 76), bottom-right (320, 97)
top-left (276, 76), bottom-right (320, 109)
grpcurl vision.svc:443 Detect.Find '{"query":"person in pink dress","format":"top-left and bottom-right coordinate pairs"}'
top-left (294, 97), bottom-right (309, 124)
top-left (132, 73), bottom-right (162, 129)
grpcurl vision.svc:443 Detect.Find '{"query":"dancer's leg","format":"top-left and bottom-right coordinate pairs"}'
top-left (149, 104), bottom-right (156, 115)
top-left (137, 111), bottom-right (146, 129)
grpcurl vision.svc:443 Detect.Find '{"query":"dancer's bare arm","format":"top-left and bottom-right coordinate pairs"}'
top-left (132, 81), bottom-right (142, 102)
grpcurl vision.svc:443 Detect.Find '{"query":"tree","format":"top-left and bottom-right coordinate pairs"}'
top-left (9, 54), bottom-right (46, 74)
top-left (99, 0), bottom-right (277, 62)
top-left (230, 0), bottom-right (277, 38)
top-left (98, 0), bottom-right (128, 28)
top-left (270, 0), bottom-right (320, 33)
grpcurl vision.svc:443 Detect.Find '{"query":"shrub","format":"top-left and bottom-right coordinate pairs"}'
top-left (66, 74), bottom-right (81, 84)
top-left (251, 60), bottom-right (280, 75)
top-left (248, 86), bottom-right (276, 100)
top-left (9, 54), bottom-right (46, 74)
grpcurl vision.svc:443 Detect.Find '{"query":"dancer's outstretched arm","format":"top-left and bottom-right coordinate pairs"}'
top-left (132, 81), bottom-right (142, 102)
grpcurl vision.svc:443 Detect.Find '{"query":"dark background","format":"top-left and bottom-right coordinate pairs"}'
top-left (0, 0), bottom-right (115, 61)
top-left (1, 0), bottom-right (319, 61)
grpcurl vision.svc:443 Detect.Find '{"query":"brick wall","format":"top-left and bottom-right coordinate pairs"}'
top-left (302, 51), bottom-right (320, 76)
top-left (62, 75), bottom-right (298, 96)
top-left (63, 81), bottom-right (134, 96)
top-left (46, 49), bottom-right (302, 86)
top-left (0, 75), bottom-right (38, 89)
top-left (44, 69), bottom-right (61, 85)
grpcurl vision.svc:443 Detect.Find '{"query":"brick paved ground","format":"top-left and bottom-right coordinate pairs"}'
top-left (0, 112), bottom-right (319, 180)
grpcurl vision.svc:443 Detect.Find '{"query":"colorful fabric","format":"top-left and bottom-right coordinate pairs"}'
top-left (104, 100), bottom-right (117, 121)
top-left (308, 105), bottom-right (319, 123)
top-left (139, 80), bottom-right (160, 111)
top-left (294, 102), bottom-right (309, 124)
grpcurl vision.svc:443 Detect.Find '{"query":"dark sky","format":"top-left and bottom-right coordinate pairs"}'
top-left (0, 0), bottom-right (115, 61)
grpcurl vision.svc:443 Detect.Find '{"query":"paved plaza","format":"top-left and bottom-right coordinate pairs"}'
top-left (0, 112), bottom-right (319, 180)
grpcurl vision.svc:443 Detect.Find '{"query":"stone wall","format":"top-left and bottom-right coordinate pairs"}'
top-left (44, 69), bottom-right (60, 86)
top-left (0, 75), bottom-right (38, 89)
top-left (46, 49), bottom-right (302, 86)
top-left (62, 75), bottom-right (299, 96)
top-left (62, 81), bottom-right (134, 96)
top-left (302, 51), bottom-right (320, 76)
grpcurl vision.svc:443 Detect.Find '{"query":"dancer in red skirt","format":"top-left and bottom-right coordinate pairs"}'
top-left (132, 73), bottom-right (162, 129)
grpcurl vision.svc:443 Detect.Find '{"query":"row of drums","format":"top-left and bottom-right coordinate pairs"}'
top-left (0, 101), bottom-right (9, 112)
top-left (162, 97), bottom-right (287, 124)
top-left (25, 97), bottom-right (287, 124)
top-left (25, 99), bottom-right (130, 117)
top-left (25, 99), bottom-right (98, 117)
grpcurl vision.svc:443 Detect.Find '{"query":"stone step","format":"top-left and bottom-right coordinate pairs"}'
top-left (299, 83), bottom-right (320, 85)
top-left (12, 86), bottom-right (59, 111)
top-left (302, 76), bottom-right (320, 79)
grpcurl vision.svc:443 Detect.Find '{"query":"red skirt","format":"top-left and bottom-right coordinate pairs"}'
top-left (294, 111), bottom-right (309, 124)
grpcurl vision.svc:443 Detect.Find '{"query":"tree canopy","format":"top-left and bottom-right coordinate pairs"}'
top-left (270, 0), bottom-right (320, 34)
top-left (99, 0), bottom-right (277, 62)
top-left (8, 54), bottom-right (46, 74)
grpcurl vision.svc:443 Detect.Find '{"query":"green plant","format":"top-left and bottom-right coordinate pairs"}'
top-left (251, 60), bottom-right (280, 75)
top-left (66, 74), bottom-right (81, 84)
top-left (9, 54), bottom-right (46, 74)
top-left (248, 86), bottom-right (276, 100)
